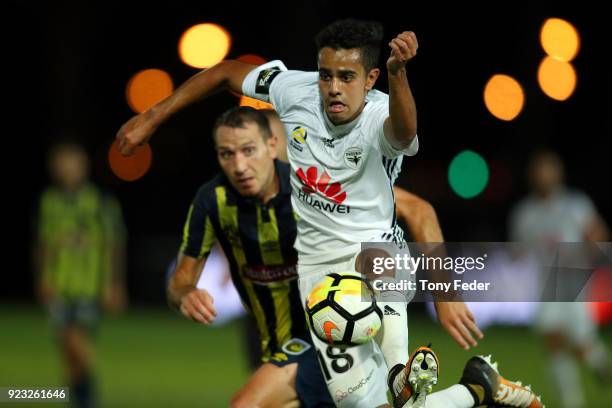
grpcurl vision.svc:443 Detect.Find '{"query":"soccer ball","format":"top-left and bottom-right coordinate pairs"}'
top-left (305, 272), bottom-right (382, 347)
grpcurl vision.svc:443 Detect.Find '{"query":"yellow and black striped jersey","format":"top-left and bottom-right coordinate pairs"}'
top-left (180, 160), bottom-right (307, 361)
top-left (38, 184), bottom-right (125, 299)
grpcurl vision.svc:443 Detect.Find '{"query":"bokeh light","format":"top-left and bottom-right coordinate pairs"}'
top-left (108, 140), bottom-right (152, 181)
top-left (126, 69), bottom-right (174, 114)
top-left (483, 74), bottom-right (524, 121)
top-left (179, 23), bottom-right (231, 68)
top-left (537, 56), bottom-right (577, 101)
top-left (448, 150), bottom-right (489, 199)
top-left (540, 18), bottom-right (580, 62)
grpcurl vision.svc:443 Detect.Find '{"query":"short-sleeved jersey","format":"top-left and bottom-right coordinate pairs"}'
top-left (38, 184), bottom-right (126, 299)
top-left (180, 160), bottom-right (307, 361)
top-left (509, 189), bottom-right (596, 244)
top-left (242, 61), bottom-right (419, 265)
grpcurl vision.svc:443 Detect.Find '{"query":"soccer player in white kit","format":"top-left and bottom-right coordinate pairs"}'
top-left (509, 150), bottom-right (611, 408)
top-left (117, 18), bottom-right (544, 408)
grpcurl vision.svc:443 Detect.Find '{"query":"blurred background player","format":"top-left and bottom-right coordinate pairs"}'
top-left (35, 141), bottom-right (127, 408)
top-left (509, 149), bottom-right (611, 408)
top-left (167, 106), bottom-right (333, 407)
top-left (393, 186), bottom-right (545, 408)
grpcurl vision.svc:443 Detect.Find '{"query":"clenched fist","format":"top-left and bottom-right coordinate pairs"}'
top-left (179, 288), bottom-right (218, 324)
top-left (387, 31), bottom-right (418, 75)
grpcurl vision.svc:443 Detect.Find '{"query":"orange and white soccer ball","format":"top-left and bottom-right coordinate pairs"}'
top-left (305, 272), bottom-right (382, 347)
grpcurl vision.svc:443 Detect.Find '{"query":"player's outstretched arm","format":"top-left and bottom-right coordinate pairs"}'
top-left (384, 31), bottom-right (418, 149)
top-left (116, 60), bottom-right (257, 156)
top-left (168, 254), bottom-right (217, 324)
top-left (394, 187), bottom-right (484, 349)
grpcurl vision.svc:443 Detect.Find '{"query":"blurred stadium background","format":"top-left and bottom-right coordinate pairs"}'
top-left (5, 0), bottom-right (611, 406)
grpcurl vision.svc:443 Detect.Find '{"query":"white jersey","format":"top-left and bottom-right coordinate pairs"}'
top-left (509, 189), bottom-right (600, 342)
top-left (509, 188), bottom-right (596, 244)
top-left (242, 60), bottom-right (419, 265)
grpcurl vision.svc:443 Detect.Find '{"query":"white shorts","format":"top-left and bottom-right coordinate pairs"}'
top-left (298, 254), bottom-right (390, 408)
top-left (535, 302), bottom-right (597, 345)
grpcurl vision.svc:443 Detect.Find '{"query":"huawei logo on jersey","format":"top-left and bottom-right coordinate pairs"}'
top-left (297, 167), bottom-right (346, 204)
top-left (295, 167), bottom-right (350, 214)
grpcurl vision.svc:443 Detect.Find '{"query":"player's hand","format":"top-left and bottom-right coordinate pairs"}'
top-left (116, 109), bottom-right (159, 156)
top-left (434, 301), bottom-right (483, 350)
top-left (386, 31), bottom-right (418, 75)
top-left (179, 288), bottom-right (217, 324)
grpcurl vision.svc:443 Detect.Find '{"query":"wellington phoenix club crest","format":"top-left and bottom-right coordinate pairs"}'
top-left (344, 147), bottom-right (363, 169)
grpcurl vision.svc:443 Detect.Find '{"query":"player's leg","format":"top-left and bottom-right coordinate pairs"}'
top-left (298, 262), bottom-right (391, 407)
top-left (230, 362), bottom-right (299, 408)
top-left (538, 302), bottom-right (585, 407)
top-left (50, 299), bottom-right (98, 408)
top-left (355, 247), bottom-right (428, 406)
top-left (392, 346), bottom-right (544, 408)
top-left (231, 335), bottom-right (336, 408)
top-left (544, 330), bottom-right (583, 408)
top-left (394, 354), bottom-right (545, 408)
top-left (568, 301), bottom-right (611, 382)
top-left (386, 345), bottom-right (439, 408)
top-left (456, 354), bottom-right (544, 408)
top-left (62, 324), bottom-right (95, 408)
top-left (309, 330), bottom-right (391, 407)
top-left (542, 302), bottom-right (612, 408)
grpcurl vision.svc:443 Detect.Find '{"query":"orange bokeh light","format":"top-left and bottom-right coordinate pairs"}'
top-left (126, 69), bottom-right (174, 114)
top-left (537, 56), bottom-right (577, 101)
top-left (540, 18), bottom-right (580, 62)
top-left (108, 139), bottom-right (152, 181)
top-left (179, 23), bottom-right (231, 69)
top-left (483, 74), bottom-right (525, 121)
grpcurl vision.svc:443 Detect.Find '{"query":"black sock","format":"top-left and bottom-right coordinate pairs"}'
top-left (73, 374), bottom-right (95, 408)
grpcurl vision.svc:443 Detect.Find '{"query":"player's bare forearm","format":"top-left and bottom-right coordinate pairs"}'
top-left (394, 187), bottom-right (443, 243)
top-left (386, 70), bottom-right (417, 147)
top-left (156, 60), bottom-right (255, 122)
top-left (117, 60), bottom-right (256, 155)
top-left (393, 187), bottom-right (484, 349)
top-left (384, 31), bottom-right (418, 148)
top-left (394, 187), bottom-right (455, 302)
top-left (167, 260), bottom-right (199, 308)
top-left (168, 255), bottom-right (217, 324)
top-left (166, 254), bottom-right (203, 301)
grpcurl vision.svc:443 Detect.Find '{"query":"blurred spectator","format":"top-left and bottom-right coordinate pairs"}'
top-left (35, 141), bottom-right (127, 408)
top-left (509, 149), bottom-right (611, 407)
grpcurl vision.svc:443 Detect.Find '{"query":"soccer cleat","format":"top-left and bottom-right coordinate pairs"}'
top-left (388, 345), bottom-right (439, 408)
top-left (460, 355), bottom-right (544, 408)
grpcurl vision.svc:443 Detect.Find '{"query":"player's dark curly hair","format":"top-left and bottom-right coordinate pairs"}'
top-left (315, 19), bottom-right (384, 71)
top-left (213, 106), bottom-right (272, 142)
